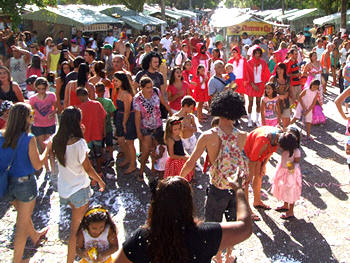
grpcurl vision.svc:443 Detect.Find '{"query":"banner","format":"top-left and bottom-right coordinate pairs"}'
top-left (227, 21), bottom-right (272, 36)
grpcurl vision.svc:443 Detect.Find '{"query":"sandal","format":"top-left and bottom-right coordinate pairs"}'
top-left (275, 207), bottom-right (289, 212)
top-left (137, 173), bottom-right (144, 182)
top-left (251, 214), bottom-right (261, 221)
top-left (33, 228), bottom-right (49, 248)
top-left (253, 204), bottom-right (271, 210)
top-left (280, 214), bottom-right (296, 220)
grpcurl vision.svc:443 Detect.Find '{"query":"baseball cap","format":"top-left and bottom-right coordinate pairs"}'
top-left (102, 43), bottom-right (113, 50)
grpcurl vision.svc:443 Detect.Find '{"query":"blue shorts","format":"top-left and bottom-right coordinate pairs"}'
top-left (7, 174), bottom-right (38, 202)
top-left (60, 186), bottom-right (93, 208)
top-left (31, 125), bottom-right (56, 137)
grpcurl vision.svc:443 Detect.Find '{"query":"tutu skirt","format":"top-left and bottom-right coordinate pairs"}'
top-left (312, 105), bottom-right (326, 125)
top-left (235, 79), bottom-right (246, 94)
top-left (265, 118), bottom-right (278, 127)
top-left (271, 164), bottom-right (302, 204)
top-left (164, 158), bottom-right (194, 182)
top-left (246, 82), bottom-right (265, 97)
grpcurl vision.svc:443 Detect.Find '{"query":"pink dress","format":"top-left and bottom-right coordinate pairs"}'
top-left (262, 96), bottom-right (279, 126)
top-left (272, 149), bottom-right (302, 204)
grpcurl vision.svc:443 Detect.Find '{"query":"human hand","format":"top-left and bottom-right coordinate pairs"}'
top-left (123, 123), bottom-right (127, 134)
top-left (98, 179), bottom-right (106, 192)
top-left (227, 173), bottom-right (243, 191)
top-left (252, 83), bottom-right (259, 91)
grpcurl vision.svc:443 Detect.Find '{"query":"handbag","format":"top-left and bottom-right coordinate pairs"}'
top-left (0, 135), bottom-right (23, 198)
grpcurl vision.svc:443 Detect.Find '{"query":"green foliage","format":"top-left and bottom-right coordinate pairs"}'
top-left (58, 0), bottom-right (145, 12)
top-left (146, 0), bottom-right (219, 9)
top-left (0, 0), bottom-right (56, 29)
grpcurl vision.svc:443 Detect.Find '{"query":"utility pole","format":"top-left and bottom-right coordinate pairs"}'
top-left (282, 0), bottom-right (285, 15)
top-left (261, 0), bottom-right (264, 10)
top-left (189, 0), bottom-right (192, 10)
top-left (340, 0), bottom-right (347, 35)
top-left (161, 0), bottom-right (165, 35)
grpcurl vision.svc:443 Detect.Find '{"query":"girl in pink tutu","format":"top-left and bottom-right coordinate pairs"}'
top-left (272, 130), bottom-right (301, 220)
top-left (261, 82), bottom-right (280, 126)
top-left (164, 116), bottom-right (194, 181)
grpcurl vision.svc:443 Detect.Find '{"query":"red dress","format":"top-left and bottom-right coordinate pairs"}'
top-left (246, 57), bottom-right (271, 97)
top-left (191, 74), bottom-right (209, 103)
top-left (227, 46), bottom-right (250, 95)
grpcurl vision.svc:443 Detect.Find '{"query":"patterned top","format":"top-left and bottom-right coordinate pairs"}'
top-left (133, 88), bottom-right (162, 130)
top-left (344, 62), bottom-right (350, 88)
top-left (209, 127), bottom-right (248, 190)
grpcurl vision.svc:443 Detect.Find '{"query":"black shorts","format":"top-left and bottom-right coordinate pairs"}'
top-left (204, 184), bottom-right (237, 222)
top-left (31, 125), bottom-right (56, 137)
top-left (103, 131), bottom-right (113, 147)
top-left (141, 126), bottom-right (163, 139)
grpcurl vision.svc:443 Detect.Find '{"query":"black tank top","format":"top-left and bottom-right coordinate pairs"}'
top-left (0, 82), bottom-right (19, 103)
top-left (173, 139), bottom-right (185, 156)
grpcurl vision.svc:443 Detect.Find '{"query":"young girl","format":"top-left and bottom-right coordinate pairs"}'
top-left (29, 77), bottom-right (57, 176)
top-left (290, 79), bottom-right (320, 140)
top-left (261, 82), bottom-right (280, 127)
top-left (52, 107), bottom-right (105, 263)
top-left (312, 91), bottom-right (326, 125)
top-left (0, 100), bottom-right (13, 129)
top-left (77, 206), bottom-right (118, 263)
top-left (272, 131), bottom-right (301, 219)
top-left (151, 131), bottom-right (168, 178)
top-left (182, 60), bottom-right (194, 95)
top-left (192, 65), bottom-right (209, 122)
top-left (164, 116), bottom-right (194, 181)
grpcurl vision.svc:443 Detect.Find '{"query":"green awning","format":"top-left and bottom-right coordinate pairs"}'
top-left (143, 6), bottom-right (183, 21)
top-left (313, 10), bottom-right (350, 26)
top-left (287, 8), bottom-right (320, 21)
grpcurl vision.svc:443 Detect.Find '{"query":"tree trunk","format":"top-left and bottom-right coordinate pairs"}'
top-left (340, 0), bottom-right (347, 34)
top-left (189, 0), bottom-right (192, 10)
top-left (161, 0), bottom-right (166, 21)
top-left (282, 0), bottom-right (285, 15)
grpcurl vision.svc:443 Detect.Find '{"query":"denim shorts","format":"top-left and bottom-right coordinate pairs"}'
top-left (31, 125), bottom-right (56, 137)
top-left (141, 126), bottom-right (163, 138)
top-left (7, 174), bottom-right (38, 202)
top-left (60, 186), bottom-right (93, 208)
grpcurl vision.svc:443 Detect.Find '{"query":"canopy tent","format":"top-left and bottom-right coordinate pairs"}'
top-left (22, 5), bottom-right (123, 30)
top-left (264, 9), bottom-right (298, 21)
top-left (100, 5), bottom-right (167, 30)
top-left (276, 9), bottom-right (300, 22)
top-left (313, 10), bottom-right (350, 26)
top-left (287, 8), bottom-right (320, 22)
top-left (143, 6), bottom-right (183, 21)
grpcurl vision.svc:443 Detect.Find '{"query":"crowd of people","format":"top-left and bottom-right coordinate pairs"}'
top-left (0, 18), bottom-right (349, 263)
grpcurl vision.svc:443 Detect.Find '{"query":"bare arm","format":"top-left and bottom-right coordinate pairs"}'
top-left (82, 153), bottom-right (105, 191)
top-left (134, 110), bottom-right (143, 141)
top-left (87, 83), bottom-right (96, 100)
top-left (297, 89), bottom-right (307, 110)
top-left (112, 249), bottom-right (133, 263)
top-left (122, 94), bottom-right (132, 133)
top-left (98, 227), bottom-right (119, 260)
top-left (29, 137), bottom-right (49, 170)
top-left (12, 83), bottom-right (24, 102)
top-left (76, 230), bottom-right (88, 259)
top-left (63, 81), bottom-right (72, 108)
top-left (166, 138), bottom-right (187, 160)
top-left (335, 86), bottom-right (350, 120)
top-left (158, 91), bottom-right (172, 116)
top-left (261, 99), bottom-right (266, 125)
top-left (55, 78), bottom-right (63, 113)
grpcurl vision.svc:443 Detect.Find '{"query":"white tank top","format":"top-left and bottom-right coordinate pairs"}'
top-left (232, 59), bottom-right (244, 80)
top-left (253, 64), bottom-right (263, 83)
top-left (82, 224), bottom-right (110, 263)
top-left (316, 47), bottom-right (324, 62)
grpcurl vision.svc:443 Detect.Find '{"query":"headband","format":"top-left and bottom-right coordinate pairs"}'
top-left (85, 208), bottom-right (107, 217)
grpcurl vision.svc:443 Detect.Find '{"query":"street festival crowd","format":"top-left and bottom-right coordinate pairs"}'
top-left (0, 13), bottom-right (350, 263)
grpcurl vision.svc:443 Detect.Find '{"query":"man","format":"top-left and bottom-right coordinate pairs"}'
top-left (101, 43), bottom-right (114, 80)
top-left (104, 30), bottom-right (115, 46)
top-left (321, 43), bottom-right (334, 93)
top-left (8, 45), bottom-right (31, 95)
top-left (160, 32), bottom-right (172, 54)
top-left (208, 60), bottom-right (226, 97)
top-left (190, 32), bottom-right (201, 54)
top-left (174, 43), bottom-right (188, 67)
top-left (29, 43), bottom-right (45, 61)
top-left (74, 30), bottom-right (86, 48)
top-left (191, 43), bottom-right (209, 75)
top-left (56, 30), bottom-right (65, 45)
top-left (151, 36), bottom-right (161, 51)
top-left (285, 48), bottom-right (302, 105)
top-left (84, 48), bottom-right (96, 66)
top-left (241, 32), bottom-right (252, 46)
top-left (66, 56), bottom-right (85, 83)
top-left (180, 90), bottom-right (249, 263)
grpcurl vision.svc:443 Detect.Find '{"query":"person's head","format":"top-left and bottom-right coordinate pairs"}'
top-left (144, 43), bottom-right (152, 53)
top-left (60, 61), bottom-right (71, 79)
top-left (94, 61), bottom-right (106, 79)
top-left (114, 71), bottom-right (133, 94)
top-left (142, 51), bottom-right (161, 71)
top-left (199, 44), bottom-right (207, 55)
top-left (95, 82), bottom-right (105, 98)
top-left (31, 54), bottom-right (41, 69)
top-left (326, 43), bottom-right (334, 52)
top-left (197, 64), bottom-right (205, 76)
top-left (231, 46), bottom-right (240, 58)
top-left (165, 116), bottom-right (183, 140)
top-left (253, 47), bottom-right (262, 59)
top-left (0, 100), bottom-right (13, 121)
top-left (76, 87), bottom-right (89, 103)
top-left (225, 63), bottom-right (233, 73)
top-left (77, 63), bottom-right (89, 87)
top-left (242, 32), bottom-right (248, 39)
top-left (181, 96), bottom-right (196, 114)
top-left (73, 56), bottom-right (85, 69)
top-left (30, 43), bottom-right (39, 53)
top-left (78, 205), bottom-right (116, 238)
top-left (264, 82), bottom-right (277, 98)
top-left (181, 43), bottom-right (188, 53)
top-left (152, 35), bottom-right (161, 45)
top-left (84, 48), bottom-right (96, 64)
top-left (146, 176), bottom-right (195, 263)
top-left (287, 126), bottom-right (300, 148)
top-left (45, 37), bottom-right (52, 46)
top-left (140, 76), bottom-right (154, 96)
top-left (214, 60), bottom-right (225, 75)
top-left (309, 79), bottom-right (320, 91)
top-left (279, 41), bottom-right (287, 49)
top-left (102, 43), bottom-right (113, 56)
top-left (275, 63), bottom-right (287, 79)
top-left (34, 77), bottom-right (49, 95)
top-left (169, 67), bottom-right (183, 85)
top-left (278, 132), bottom-right (298, 157)
top-left (211, 117), bottom-right (220, 127)
top-left (212, 48), bottom-right (220, 59)
top-left (2, 103), bottom-right (32, 149)
top-left (0, 65), bottom-right (11, 84)
top-left (309, 51), bottom-right (317, 63)
top-left (210, 89), bottom-right (245, 121)
top-left (215, 41), bottom-right (223, 49)
top-left (112, 55), bottom-right (124, 71)
top-left (183, 60), bottom-right (192, 71)
top-left (316, 38), bottom-right (323, 48)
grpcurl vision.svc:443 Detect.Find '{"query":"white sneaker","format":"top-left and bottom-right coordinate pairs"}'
top-left (255, 120), bottom-right (261, 127)
top-left (248, 119), bottom-right (253, 127)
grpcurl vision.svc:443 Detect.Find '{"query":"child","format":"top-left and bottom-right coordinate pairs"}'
top-left (261, 82), bottom-right (280, 127)
top-left (164, 116), bottom-right (194, 181)
top-left (174, 96), bottom-right (197, 155)
top-left (151, 130), bottom-right (168, 178)
top-left (272, 130), bottom-right (301, 220)
top-left (77, 206), bottom-right (118, 263)
top-left (224, 63), bottom-right (236, 88)
top-left (182, 60), bottom-right (194, 95)
top-left (290, 79), bottom-right (320, 140)
top-left (192, 65), bottom-right (209, 122)
top-left (312, 90), bottom-right (326, 125)
top-left (77, 87), bottom-right (107, 176)
top-left (95, 83), bottom-right (116, 168)
top-left (52, 107), bottom-right (105, 263)
top-left (47, 72), bottom-right (56, 93)
top-left (29, 77), bottom-right (57, 176)
top-left (0, 100), bottom-right (13, 129)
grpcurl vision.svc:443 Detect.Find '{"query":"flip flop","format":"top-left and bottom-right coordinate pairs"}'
top-left (275, 207), bottom-right (289, 212)
top-left (137, 174), bottom-right (144, 182)
top-left (280, 214), bottom-right (296, 220)
top-left (124, 168), bottom-right (137, 175)
top-left (254, 204), bottom-right (271, 210)
top-left (34, 228), bottom-right (49, 248)
top-left (251, 214), bottom-right (261, 221)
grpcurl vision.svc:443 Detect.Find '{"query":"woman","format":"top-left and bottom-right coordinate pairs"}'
top-left (208, 48), bottom-right (222, 78)
top-left (0, 103), bottom-right (50, 263)
top-left (269, 63), bottom-right (290, 128)
top-left (47, 43), bottom-right (61, 74)
top-left (113, 176), bottom-right (252, 263)
top-left (331, 47), bottom-right (340, 86)
top-left (0, 65), bottom-right (24, 103)
top-left (228, 46), bottom-right (250, 95)
top-left (52, 107), bottom-right (105, 263)
top-left (88, 61), bottom-right (112, 98)
top-left (167, 67), bottom-right (190, 112)
top-left (64, 63), bottom-right (95, 108)
top-left (114, 71), bottom-right (137, 174)
top-left (124, 43), bottom-right (135, 73)
top-left (303, 52), bottom-right (322, 88)
top-left (26, 54), bottom-right (43, 98)
top-left (133, 77), bottom-right (172, 181)
top-left (56, 61), bottom-right (71, 113)
top-left (44, 37), bottom-right (53, 58)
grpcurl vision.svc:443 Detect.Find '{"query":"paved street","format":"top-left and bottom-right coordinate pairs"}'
top-left (0, 83), bottom-right (350, 263)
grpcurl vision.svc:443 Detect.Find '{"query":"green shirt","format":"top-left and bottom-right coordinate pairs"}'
top-left (97, 97), bottom-right (116, 133)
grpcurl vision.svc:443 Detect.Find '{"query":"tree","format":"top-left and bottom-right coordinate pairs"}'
top-left (0, 0), bottom-right (56, 29)
top-left (340, 0), bottom-right (347, 33)
top-left (58, 0), bottom-right (145, 12)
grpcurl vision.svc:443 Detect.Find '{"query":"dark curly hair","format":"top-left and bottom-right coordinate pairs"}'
top-left (278, 133), bottom-right (298, 157)
top-left (265, 82), bottom-right (277, 98)
top-left (210, 89), bottom-right (246, 120)
top-left (141, 51), bottom-right (161, 71)
top-left (145, 176), bottom-right (197, 263)
top-left (287, 126), bottom-right (301, 148)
